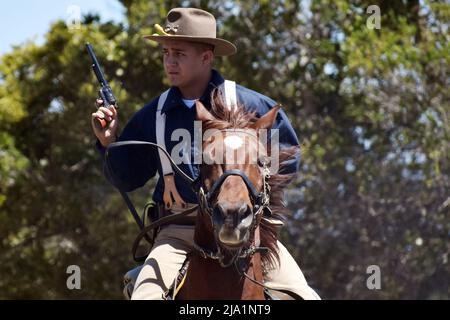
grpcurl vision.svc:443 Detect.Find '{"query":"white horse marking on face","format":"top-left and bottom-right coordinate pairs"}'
top-left (224, 135), bottom-right (243, 150)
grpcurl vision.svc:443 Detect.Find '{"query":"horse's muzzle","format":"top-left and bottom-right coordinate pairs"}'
top-left (212, 202), bottom-right (254, 247)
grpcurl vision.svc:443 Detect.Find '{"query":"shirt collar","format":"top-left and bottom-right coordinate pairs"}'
top-left (161, 69), bottom-right (225, 114)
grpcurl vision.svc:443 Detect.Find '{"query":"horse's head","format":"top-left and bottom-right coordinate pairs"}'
top-left (176, 91), bottom-right (299, 299)
top-left (195, 93), bottom-right (280, 253)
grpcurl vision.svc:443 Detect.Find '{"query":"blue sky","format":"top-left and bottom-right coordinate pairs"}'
top-left (0, 0), bottom-right (125, 55)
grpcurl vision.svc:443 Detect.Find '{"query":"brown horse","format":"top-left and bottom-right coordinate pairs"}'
top-left (177, 91), bottom-right (298, 299)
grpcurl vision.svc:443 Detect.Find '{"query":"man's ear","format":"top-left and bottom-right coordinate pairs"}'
top-left (250, 105), bottom-right (281, 130)
top-left (202, 50), bottom-right (214, 66)
top-left (195, 100), bottom-right (216, 122)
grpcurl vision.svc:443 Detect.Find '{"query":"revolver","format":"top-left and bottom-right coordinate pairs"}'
top-left (86, 43), bottom-right (117, 130)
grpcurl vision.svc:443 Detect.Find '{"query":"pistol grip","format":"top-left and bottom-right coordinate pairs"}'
top-left (94, 117), bottom-right (107, 130)
top-left (95, 90), bottom-right (109, 130)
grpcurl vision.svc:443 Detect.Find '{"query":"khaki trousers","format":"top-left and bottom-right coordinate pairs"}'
top-left (131, 224), bottom-right (321, 300)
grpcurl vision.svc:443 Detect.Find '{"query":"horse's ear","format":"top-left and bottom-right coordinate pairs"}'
top-left (195, 100), bottom-right (216, 122)
top-left (250, 105), bottom-right (281, 130)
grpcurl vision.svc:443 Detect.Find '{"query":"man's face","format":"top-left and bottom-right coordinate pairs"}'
top-left (162, 40), bottom-right (210, 88)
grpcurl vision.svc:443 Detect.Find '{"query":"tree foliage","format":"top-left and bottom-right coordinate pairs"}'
top-left (0, 0), bottom-right (448, 299)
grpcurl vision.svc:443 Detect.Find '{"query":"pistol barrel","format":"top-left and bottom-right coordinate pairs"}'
top-left (86, 43), bottom-right (108, 87)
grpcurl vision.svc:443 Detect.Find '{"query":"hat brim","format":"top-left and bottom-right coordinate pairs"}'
top-left (143, 34), bottom-right (237, 56)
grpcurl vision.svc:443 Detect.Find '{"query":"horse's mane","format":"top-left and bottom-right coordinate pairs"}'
top-left (203, 89), bottom-right (299, 268)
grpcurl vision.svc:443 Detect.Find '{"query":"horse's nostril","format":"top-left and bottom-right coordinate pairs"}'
top-left (212, 203), bottom-right (226, 226)
top-left (237, 203), bottom-right (251, 219)
top-left (216, 203), bottom-right (227, 218)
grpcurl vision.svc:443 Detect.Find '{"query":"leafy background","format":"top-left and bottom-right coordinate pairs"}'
top-left (0, 0), bottom-right (448, 299)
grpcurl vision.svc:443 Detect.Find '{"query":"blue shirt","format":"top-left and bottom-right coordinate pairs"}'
top-left (96, 69), bottom-right (300, 204)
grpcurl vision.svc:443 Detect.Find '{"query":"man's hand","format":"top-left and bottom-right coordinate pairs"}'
top-left (92, 99), bottom-right (118, 147)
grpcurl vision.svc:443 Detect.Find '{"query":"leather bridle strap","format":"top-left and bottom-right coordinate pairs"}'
top-left (205, 169), bottom-right (261, 203)
top-left (132, 205), bottom-right (199, 262)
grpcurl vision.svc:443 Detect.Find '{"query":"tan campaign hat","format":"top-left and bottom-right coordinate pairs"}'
top-left (143, 7), bottom-right (237, 56)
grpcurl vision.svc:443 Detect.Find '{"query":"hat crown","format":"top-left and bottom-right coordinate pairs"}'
top-left (143, 7), bottom-right (236, 56)
top-left (164, 8), bottom-right (217, 38)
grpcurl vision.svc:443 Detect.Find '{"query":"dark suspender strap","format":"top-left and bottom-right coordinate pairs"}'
top-left (119, 189), bottom-right (144, 231)
top-left (105, 147), bottom-right (152, 244)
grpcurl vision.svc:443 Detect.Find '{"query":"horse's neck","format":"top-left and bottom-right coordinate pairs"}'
top-left (241, 253), bottom-right (265, 299)
top-left (184, 253), bottom-right (265, 299)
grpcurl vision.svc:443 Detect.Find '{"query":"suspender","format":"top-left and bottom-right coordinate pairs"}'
top-left (223, 80), bottom-right (237, 110)
top-left (156, 80), bottom-right (237, 207)
top-left (156, 89), bottom-right (172, 175)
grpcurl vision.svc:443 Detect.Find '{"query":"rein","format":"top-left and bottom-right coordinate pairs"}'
top-left (131, 204), bottom-right (198, 261)
top-left (106, 140), bottom-right (195, 185)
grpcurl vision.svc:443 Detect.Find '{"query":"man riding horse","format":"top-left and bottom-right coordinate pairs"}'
top-left (91, 7), bottom-right (320, 300)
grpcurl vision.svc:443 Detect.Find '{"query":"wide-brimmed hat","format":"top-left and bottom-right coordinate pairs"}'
top-left (143, 7), bottom-right (237, 56)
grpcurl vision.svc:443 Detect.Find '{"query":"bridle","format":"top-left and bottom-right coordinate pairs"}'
top-left (192, 138), bottom-right (276, 293)
top-left (194, 163), bottom-right (272, 268)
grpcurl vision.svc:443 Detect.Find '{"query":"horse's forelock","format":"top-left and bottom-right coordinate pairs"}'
top-left (202, 88), bottom-right (257, 131)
